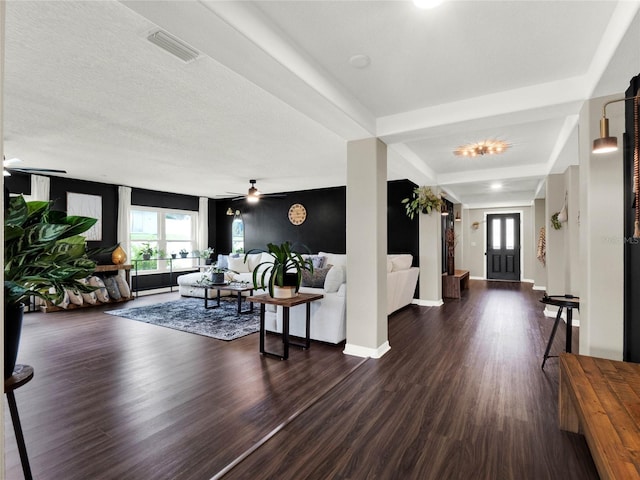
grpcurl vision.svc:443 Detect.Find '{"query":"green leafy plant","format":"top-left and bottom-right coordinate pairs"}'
top-left (201, 247), bottom-right (215, 259)
top-left (179, 248), bottom-right (188, 255)
top-left (401, 186), bottom-right (443, 220)
top-left (551, 212), bottom-right (562, 230)
top-left (4, 195), bottom-right (98, 307)
top-left (140, 242), bottom-right (155, 258)
top-left (245, 241), bottom-right (313, 297)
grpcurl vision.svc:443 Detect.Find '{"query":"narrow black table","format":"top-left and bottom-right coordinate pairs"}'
top-left (5, 364), bottom-right (34, 480)
top-left (540, 295), bottom-right (580, 370)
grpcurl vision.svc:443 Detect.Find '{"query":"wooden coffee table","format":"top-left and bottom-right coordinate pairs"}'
top-left (248, 292), bottom-right (323, 360)
top-left (195, 283), bottom-right (254, 314)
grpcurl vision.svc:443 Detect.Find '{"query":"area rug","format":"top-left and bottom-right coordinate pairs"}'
top-left (105, 297), bottom-right (259, 341)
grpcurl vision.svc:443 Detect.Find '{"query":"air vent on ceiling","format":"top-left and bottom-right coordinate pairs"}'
top-left (147, 30), bottom-right (199, 63)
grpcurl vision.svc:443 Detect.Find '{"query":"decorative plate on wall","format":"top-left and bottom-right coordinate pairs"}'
top-left (288, 203), bottom-right (307, 225)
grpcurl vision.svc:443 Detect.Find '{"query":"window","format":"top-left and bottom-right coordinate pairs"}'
top-left (491, 218), bottom-right (501, 249)
top-left (130, 206), bottom-right (198, 273)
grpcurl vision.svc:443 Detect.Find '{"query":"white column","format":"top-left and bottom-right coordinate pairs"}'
top-left (578, 95), bottom-right (624, 359)
top-left (343, 138), bottom-right (389, 359)
top-left (415, 195), bottom-right (443, 306)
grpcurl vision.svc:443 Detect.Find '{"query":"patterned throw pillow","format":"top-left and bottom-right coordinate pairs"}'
top-left (301, 265), bottom-right (333, 288)
top-left (115, 275), bottom-right (131, 298)
top-left (89, 276), bottom-right (110, 303)
top-left (103, 276), bottom-right (122, 301)
top-left (79, 277), bottom-right (98, 305)
top-left (66, 289), bottom-right (84, 306)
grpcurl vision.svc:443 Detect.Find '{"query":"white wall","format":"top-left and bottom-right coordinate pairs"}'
top-left (462, 206), bottom-right (533, 281)
top-left (546, 174), bottom-right (566, 296)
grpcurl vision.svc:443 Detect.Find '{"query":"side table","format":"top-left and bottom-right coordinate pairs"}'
top-left (248, 293), bottom-right (323, 360)
top-left (540, 295), bottom-right (580, 370)
top-left (5, 364), bottom-right (34, 480)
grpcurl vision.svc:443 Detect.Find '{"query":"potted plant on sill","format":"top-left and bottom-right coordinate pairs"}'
top-left (140, 242), bottom-right (155, 260)
top-left (179, 248), bottom-right (189, 258)
top-left (401, 186), bottom-right (443, 220)
top-left (4, 195), bottom-right (98, 379)
top-left (201, 247), bottom-right (215, 265)
top-left (246, 241), bottom-right (313, 299)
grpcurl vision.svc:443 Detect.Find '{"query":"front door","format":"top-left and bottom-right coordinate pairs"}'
top-left (486, 213), bottom-right (520, 281)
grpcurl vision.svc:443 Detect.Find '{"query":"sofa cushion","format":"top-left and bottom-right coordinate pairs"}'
top-left (301, 264), bottom-right (332, 288)
top-left (228, 255), bottom-right (250, 273)
top-left (391, 254), bottom-right (413, 271)
top-left (318, 252), bottom-right (347, 268)
top-left (324, 265), bottom-right (345, 293)
top-left (246, 253), bottom-right (263, 272)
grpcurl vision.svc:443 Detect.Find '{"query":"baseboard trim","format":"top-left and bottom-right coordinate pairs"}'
top-left (532, 285), bottom-right (546, 291)
top-left (343, 341), bottom-right (391, 359)
top-left (413, 298), bottom-right (443, 307)
top-left (543, 306), bottom-right (580, 327)
top-left (521, 278), bottom-right (534, 284)
top-left (470, 276), bottom-right (484, 280)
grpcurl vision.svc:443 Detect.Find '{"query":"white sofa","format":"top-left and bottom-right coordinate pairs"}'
top-left (177, 252), bottom-right (419, 345)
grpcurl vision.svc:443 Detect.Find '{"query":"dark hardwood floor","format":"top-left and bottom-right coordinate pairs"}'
top-left (4, 282), bottom-right (598, 479)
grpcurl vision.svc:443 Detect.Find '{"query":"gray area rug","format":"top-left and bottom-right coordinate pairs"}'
top-left (105, 297), bottom-right (259, 341)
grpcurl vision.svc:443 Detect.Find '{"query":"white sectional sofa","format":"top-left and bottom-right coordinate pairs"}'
top-left (177, 251), bottom-right (419, 345)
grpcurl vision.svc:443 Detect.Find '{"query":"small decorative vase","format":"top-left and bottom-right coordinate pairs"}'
top-left (171, 254), bottom-right (177, 259)
top-left (112, 244), bottom-right (127, 265)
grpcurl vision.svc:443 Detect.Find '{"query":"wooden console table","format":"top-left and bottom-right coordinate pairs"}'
top-left (248, 293), bottom-right (323, 360)
top-left (442, 269), bottom-right (470, 299)
top-left (559, 353), bottom-right (640, 479)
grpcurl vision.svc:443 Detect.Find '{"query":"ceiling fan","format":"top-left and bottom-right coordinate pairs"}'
top-left (3, 157), bottom-right (67, 177)
top-left (230, 179), bottom-right (286, 203)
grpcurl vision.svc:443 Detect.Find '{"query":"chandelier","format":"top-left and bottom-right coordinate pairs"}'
top-left (454, 140), bottom-right (510, 157)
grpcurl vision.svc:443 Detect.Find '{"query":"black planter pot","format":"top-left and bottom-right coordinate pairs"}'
top-left (5, 303), bottom-right (24, 380)
top-left (211, 273), bottom-right (225, 284)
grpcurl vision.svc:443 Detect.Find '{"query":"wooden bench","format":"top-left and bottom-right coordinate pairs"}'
top-left (559, 353), bottom-right (640, 479)
top-left (442, 269), bottom-right (470, 299)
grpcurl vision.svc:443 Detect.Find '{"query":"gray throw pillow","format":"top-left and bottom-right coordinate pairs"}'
top-left (103, 276), bottom-right (122, 300)
top-left (301, 265), bottom-right (333, 288)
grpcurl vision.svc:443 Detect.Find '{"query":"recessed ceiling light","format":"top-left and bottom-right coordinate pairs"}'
top-left (413, 0), bottom-right (443, 9)
top-left (491, 183), bottom-right (503, 190)
top-left (349, 54), bottom-right (371, 69)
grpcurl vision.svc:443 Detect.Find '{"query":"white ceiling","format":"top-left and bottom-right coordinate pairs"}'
top-left (3, 1), bottom-right (639, 208)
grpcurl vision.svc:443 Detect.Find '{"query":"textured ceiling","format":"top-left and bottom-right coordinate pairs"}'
top-left (3, 1), bottom-right (640, 207)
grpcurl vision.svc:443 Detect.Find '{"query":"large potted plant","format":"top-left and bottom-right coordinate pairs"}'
top-left (246, 241), bottom-right (313, 299)
top-left (4, 195), bottom-right (98, 379)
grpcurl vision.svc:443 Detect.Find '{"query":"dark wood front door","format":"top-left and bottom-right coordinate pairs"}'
top-left (486, 213), bottom-right (520, 281)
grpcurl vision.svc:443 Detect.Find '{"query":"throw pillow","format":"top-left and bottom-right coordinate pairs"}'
top-left (79, 277), bottom-right (98, 305)
top-left (103, 276), bottom-right (122, 301)
top-left (304, 255), bottom-right (327, 269)
top-left (217, 254), bottom-right (229, 270)
top-left (324, 265), bottom-right (345, 293)
top-left (301, 265), bottom-right (332, 288)
top-left (53, 290), bottom-right (70, 309)
top-left (115, 275), bottom-right (131, 298)
top-left (89, 276), bottom-right (110, 303)
top-left (66, 289), bottom-right (83, 306)
top-left (228, 255), bottom-right (250, 273)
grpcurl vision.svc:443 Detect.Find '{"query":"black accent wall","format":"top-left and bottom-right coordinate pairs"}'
top-left (624, 73), bottom-right (640, 362)
top-left (6, 173), bottom-right (419, 291)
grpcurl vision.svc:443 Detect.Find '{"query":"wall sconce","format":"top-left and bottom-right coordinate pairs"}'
top-left (441, 204), bottom-right (449, 216)
top-left (593, 93), bottom-right (639, 154)
top-left (455, 211), bottom-right (461, 222)
top-left (226, 208), bottom-right (234, 216)
top-left (226, 208), bottom-right (240, 216)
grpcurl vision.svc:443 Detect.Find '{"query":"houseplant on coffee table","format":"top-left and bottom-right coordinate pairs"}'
top-left (246, 241), bottom-right (314, 299)
top-left (4, 195), bottom-right (98, 378)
